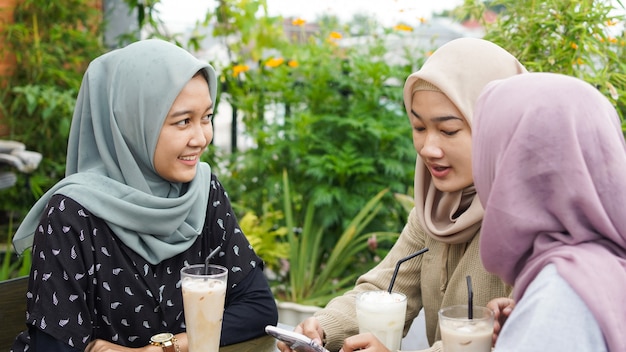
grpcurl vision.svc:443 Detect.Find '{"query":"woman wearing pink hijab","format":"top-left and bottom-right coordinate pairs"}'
top-left (473, 72), bottom-right (626, 351)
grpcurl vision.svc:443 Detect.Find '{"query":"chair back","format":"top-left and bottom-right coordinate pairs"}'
top-left (0, 276), bottom-right (28, 350)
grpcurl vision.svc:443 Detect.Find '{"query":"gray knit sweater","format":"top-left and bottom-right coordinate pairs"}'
top-left (314, 208), bottom-right (511, 352)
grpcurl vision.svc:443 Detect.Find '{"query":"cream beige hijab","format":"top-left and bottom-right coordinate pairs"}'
top-left (402, 38), bottom-right (526, 244)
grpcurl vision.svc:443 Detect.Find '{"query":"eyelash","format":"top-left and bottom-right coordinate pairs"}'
top-left (413, 127), bottom-right (459, 136)
top-left (175, 114), bottom-right (213, 126)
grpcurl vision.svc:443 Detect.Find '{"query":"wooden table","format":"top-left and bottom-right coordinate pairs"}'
top-left (219, 335), bottom-right (279, 352)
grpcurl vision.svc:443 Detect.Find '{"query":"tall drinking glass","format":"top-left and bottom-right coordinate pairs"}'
top-left (355, 290), bottom-right (407, 350)
top-left (438, 305), bottom-right (494, 352)
top-left (181, 264), bottom-right (228, 352)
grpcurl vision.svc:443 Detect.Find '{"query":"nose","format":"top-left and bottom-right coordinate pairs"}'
top-left (419, 132), bottom-right (443, 159)
top-left (189, 122), bottom-right (211, 147)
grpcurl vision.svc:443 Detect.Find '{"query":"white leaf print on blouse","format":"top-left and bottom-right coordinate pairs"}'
top-left (121, 319), bottom-right (130, 327)
top-left (78, 209), bottom-right (88, 217)
top-left (135, 304), bottom-right (144, 313)
top-left (59, 318), bottom-right (69, 327)
top-left (103, 282), bottom-right (111, 291)
top-left (112, 333), bottom-right (119, 342)
top-left (52, 248), bottom-right (61, 256)
top-left (70, 246), bottom-right (77, 259)
top-left (233, 245), bottom-right (240, 256)
top-left (39, 316), bottom-right (47, 329)
top-left (217, 218), bottom-right (225, 230)
top-left (143, 321), bottom-right (151, 329)
top-left (42, 272), bottom-right (52, 281)
top-left (52, 292), bottom-right (58, 305)
top-left (125, 287), bottom-right (134, 296)
top-left (101, 247), bottom-right (111, 256)
top-left (62, 225), bottom-right (71, 233)
top-left (69, 294), bottom-right (79, 302)
top-left (59, 198), bottom-right (66, 211)
top-left (111, 302), bottom-right (122, 309)
top-left (113, 268), bottom-right (123, 275)
top-left (79, 230), bottom-right (85, 241)
top-left (78, 312), bottom-right (83, 325)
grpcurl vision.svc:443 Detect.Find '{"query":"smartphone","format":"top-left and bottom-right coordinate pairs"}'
top-left (265, 325), bottom-right (329, 352)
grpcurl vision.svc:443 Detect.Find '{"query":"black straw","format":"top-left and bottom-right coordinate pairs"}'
top-left (466, 275), bottom-right (473, 319)
top-left (387, 248), bottom-right (429, 293)
top-left (204, 245), bottom-right (222, 275)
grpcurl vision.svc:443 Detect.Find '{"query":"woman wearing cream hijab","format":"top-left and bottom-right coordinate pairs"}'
top-left (279, 38), bottom-right (526, 352)
top-left (10, 39), bottom-right (277, 352)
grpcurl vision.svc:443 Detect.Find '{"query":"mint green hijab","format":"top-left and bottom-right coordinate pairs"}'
top-left (13, 39), bottom-right (217, 264)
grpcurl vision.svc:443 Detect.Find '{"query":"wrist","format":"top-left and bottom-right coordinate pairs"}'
top-left (150, 332), bottom-right (181, 352)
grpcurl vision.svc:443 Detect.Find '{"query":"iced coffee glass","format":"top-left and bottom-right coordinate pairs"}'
top-left (181, 264), bottom-right (228, 352)
top-left (355, 290), bottom-right (407, 351)
top-left (438, 305), bottom-right (494, 352)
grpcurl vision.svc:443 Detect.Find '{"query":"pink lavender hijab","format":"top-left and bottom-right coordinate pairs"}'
top-left (473, 72), bottom-right (626, 351)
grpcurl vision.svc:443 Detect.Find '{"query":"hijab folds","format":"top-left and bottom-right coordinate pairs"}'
top-left (402, 38), bottom-right (526, 244)
top-left (13, 39), bottom-right (218, 264)
top-left (473, 72), bottom-right (626, 351)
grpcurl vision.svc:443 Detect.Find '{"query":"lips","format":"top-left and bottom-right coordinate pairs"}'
top-left (428, 163), bottom-right (451, 178)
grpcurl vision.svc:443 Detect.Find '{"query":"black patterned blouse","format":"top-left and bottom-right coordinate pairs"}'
top-left (11, 174), bottom-right (278, 351)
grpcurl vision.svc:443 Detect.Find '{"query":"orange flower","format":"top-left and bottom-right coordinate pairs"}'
top-left (232, 64), bottom-right (249, 77)
top-left (425, 51), bottom-right (433, 57)
top-left (393, 24), bottom-right (413, 32)
top-left (292, 18), bottom-right (306, 26)
top-left (609, 37), bottom-right (618, 44)
top-left (606, 19), bottom-right (618, 26)
top-left (265, 57), bottom-right (285, 68)
top-left (287, 60), bottom-right (299, 68)
top-left (419, 17), bottom-right (427, 24)
top-left (575, 57), bottom-right (584, 65)
top-left (329, 31), bottom-right (343, 40)
top-left (570, 42), bottom-right (578, 50)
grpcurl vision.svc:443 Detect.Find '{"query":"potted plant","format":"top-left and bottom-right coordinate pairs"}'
top-left (271, 170), bottom-right (399, 325)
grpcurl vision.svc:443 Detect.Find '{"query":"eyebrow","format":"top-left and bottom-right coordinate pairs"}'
top-left (410, 109), bottom-right (463, 123)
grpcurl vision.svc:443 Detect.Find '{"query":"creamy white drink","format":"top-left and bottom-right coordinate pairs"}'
top-left (181, 264), bottom-right (228, 352)
top-left (439, 305), bottom-right (494, 352)
top-left (355, 291), bottom-right (407, 351)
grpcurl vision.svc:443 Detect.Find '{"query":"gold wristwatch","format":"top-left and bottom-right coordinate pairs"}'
top-left (150, 332), bottom-right (179, 352)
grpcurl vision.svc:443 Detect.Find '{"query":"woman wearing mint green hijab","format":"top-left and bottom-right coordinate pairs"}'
top-left (10, 39), bottom-right (278, 352)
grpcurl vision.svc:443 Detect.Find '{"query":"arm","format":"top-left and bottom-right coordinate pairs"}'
top-left (205, 175), bottom-right (279, 346)
top-left (313, 208), bottom-right (427, 352)
top-left (220, 265), bottom-right (278, 345)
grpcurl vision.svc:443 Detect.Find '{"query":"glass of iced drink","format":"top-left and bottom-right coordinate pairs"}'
top-left (355, 290), bottom-right (407, 350)
top-left (438, 305), bottom-right (494, 352)
top-left (181, 264), bottom-right (228, 352)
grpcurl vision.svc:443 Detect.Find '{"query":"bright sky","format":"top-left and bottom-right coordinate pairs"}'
top-left (157, 0), bottom-right (465, 32)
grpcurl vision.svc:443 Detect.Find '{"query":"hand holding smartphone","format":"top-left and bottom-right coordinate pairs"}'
top-left (265, 325), bottom-right (329, 352)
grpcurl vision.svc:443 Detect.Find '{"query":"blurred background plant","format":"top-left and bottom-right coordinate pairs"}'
top-left (457, 0), bottom-right (626, 128)
top-left (1, 0), bottom-right (625, 291)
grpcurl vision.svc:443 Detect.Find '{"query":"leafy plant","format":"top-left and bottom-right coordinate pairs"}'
top-left (274, 170), bottom-right (399, 306)
top-left (0, 217), bottom-right (31, 281)
top-left (238, 209), bottom-right (290, 274)
top-left (458, 0), bottom-right (626, 127)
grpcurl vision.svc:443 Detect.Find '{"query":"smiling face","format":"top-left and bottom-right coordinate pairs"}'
top-left (153, 73), bottom-right (213, 183)
top-left (410, 90), bottom-right (473, 193)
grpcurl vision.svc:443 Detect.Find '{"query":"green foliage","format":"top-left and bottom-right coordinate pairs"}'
top-left (275, 170), bottom-right (399, 306)
top-left (238, 209), bottom-right (290, 273)
top-left (0, 218), bottom-right (31, 281)
top-left (458, 0), bottom-right (626, 128)
top-left (214, 5), bottom-right (416, 236)
top-left (0, 0), bottom-right (106, 217)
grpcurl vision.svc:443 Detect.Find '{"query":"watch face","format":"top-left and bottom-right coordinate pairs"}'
top-left (151, 332), bottom-right (174, 343)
